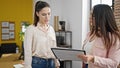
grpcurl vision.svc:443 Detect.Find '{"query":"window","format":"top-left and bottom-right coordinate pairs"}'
top-left (90, 0), bottom-right (114, 10)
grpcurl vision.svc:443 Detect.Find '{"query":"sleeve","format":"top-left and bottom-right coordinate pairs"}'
top-left (51, 26), bottom-right (57, 47)
top-left (93, 40), bottom-right (120, 68)
top-left (24, 26), bottom-right (33, 68)
top-left (51, 26), bottom-right (60, 67)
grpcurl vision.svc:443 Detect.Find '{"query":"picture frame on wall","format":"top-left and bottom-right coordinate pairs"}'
top-left (1, 21), bottom-right (15, 40)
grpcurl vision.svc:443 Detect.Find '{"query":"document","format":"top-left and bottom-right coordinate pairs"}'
top-left (51, 48), bottom-right (86, 61)
top-left (13, 64), bottom-right (24, 68)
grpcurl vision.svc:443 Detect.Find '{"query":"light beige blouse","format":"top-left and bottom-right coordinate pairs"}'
top-left (24, 24), bottom-right (59, 68)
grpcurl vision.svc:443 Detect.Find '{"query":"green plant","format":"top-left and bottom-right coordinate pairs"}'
top-left (19, 22), bottom-right (30, 41)
top-left (19, 32), bottom-right (25, 41)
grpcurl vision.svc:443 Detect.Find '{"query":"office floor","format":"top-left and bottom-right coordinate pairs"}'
top-left (0, 53), bottom-right (23, 68)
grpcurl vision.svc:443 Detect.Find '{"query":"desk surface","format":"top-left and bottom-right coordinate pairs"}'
top-left (0, 53), bottom-right (23, 68)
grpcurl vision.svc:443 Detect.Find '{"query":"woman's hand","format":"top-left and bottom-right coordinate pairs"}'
top-left (56, 66), bottom-right (59, 68)
top-left (77, 54), bottom-right (94, 63)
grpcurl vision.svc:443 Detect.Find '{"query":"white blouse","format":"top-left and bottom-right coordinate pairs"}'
top-left (24, 24), bottom-right (59, 68)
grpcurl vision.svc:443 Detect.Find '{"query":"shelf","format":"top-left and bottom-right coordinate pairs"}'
top-left (55, 31), bottom-right (72, 48)
top-left (55, 31), bottom-right (72, 68)
top-left (57, 45), bottom-right (72, 48)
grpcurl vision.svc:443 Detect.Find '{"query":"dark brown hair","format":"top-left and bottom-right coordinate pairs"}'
top-left (33, 1), bottom-right (50, 26)
top-left (90, 4), bottom-right (120, 57)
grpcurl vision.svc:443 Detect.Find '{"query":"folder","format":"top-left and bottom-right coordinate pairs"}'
top-left (51, 48), bottom-right (86, 61)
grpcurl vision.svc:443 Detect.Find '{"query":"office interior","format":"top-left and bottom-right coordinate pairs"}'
top-left (0, 0), bottom-right (119, 68)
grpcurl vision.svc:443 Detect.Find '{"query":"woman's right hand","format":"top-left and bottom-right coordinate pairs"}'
top-left (77, 54), bottom-right (94, 63)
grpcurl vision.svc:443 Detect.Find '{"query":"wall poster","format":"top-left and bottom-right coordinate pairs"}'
top-left (1, 21), bottom-right (15, 40)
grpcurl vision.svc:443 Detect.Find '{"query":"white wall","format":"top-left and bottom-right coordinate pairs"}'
top-left (61, 0), bottom-right (90, 68)
top-left (34, 0), bottom-right (90, 68)
top-left (61, 1), bottom-right (83, 67)
top-left (33, 0), bottom-right (62, 26)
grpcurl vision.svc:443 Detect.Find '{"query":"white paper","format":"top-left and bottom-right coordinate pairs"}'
top-left (2, 34), bottom-right (9, 40)
top-left (9, 23), bottom-right (14, 30)
top-left (2, 22), bottom-right (9, 27)
top-left (9, 32), bottom-right (14, 39)
top-left (51, 48), bottom-right (85, 61)
top-left (13, 64), bottom-right (24, 68)
top-left (2, 28), bottom-right (9, 33)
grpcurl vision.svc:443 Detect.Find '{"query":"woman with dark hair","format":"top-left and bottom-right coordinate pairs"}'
top-left (78, 4), bottom-right (120, 68)
top-left (24, 1), bottom-right (60, 68)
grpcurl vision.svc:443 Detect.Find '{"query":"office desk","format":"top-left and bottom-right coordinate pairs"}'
top-left (0, 53), bottom-right (23, 68)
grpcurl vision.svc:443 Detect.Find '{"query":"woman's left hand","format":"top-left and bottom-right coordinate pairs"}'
top-left (56, 66), bottom-right (59, 68)
top-left (77, 54), bottom-right (94, 63)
